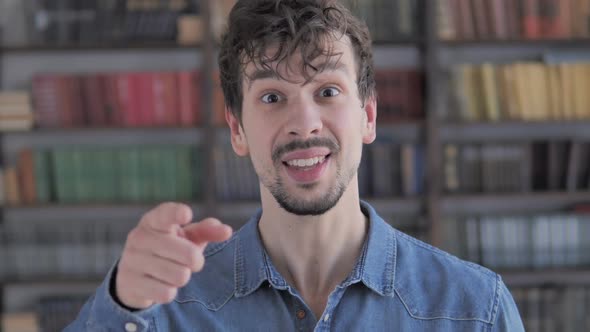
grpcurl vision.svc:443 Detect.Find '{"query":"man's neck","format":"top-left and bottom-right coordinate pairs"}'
top-left (257, 186), bottom-right (368, 318)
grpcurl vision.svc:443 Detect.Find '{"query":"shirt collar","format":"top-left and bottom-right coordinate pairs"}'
top-left (233, 201), bottom-right (397, 298)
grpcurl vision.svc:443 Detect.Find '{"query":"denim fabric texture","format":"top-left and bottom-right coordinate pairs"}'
top-left (65, 201), bottom-right (524, 331)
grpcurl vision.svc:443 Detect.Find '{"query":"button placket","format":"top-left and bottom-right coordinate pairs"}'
top-left (296, 309), bottom-right (306, 320)
top-left (125, 322), bottom-right (138, 332)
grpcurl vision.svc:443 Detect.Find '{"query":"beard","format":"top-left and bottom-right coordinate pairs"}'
top-left (258, 137), bottom-right (359, 216)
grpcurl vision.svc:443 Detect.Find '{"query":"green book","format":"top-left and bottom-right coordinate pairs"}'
top-left (33, 149), bottom-right (52, 204)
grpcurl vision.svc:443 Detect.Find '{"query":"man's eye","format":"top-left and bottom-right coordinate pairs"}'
top-left (319, 87), bottom-right (340, 98)
top-left (261, 93), bottom-right (282, 104)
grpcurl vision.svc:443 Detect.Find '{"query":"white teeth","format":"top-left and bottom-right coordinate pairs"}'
top-left (287, 156), bottom-right (325, 167)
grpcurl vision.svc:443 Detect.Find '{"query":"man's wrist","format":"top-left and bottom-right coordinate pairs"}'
top-left (109, 264), bottom-right (142, 312)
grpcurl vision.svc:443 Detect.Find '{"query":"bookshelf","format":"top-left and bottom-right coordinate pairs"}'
top-left (1, 0), bottom-right (590, 331)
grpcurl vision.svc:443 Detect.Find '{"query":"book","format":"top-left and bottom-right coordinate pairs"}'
top-left (32, 70), bottom-right (203, 128)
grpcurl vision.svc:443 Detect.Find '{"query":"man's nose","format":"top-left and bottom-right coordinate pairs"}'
top-left (285, 96), bottom-right (323, 138)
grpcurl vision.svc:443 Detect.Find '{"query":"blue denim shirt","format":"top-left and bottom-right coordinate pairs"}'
top-left (66, 201), bottom-right (524, 331)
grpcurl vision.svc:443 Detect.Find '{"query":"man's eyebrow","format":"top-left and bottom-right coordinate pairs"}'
top-left (246, 60), bottom-right (348, 90)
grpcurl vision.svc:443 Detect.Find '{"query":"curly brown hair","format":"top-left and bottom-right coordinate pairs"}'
top-left (218, 0), bottom-right (376, 121)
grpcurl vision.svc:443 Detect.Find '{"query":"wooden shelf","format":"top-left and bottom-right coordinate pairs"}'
top-left (1, 203), bottom-right (205, 223)
top-left (439, 39), bottom-right (590, 65)
top-left (442, 38), bottom-right (590, 47)
top-left (500, 268), bottom-right (590, 287)
top-left (441, 121), bottom-right (590, 142)
top-left (1, 127), bottom-right (206, 151)
top-left (0, 277), bottom-right (102, 286)
top-left (442, 192), bottom-right (590, 215)
top-left (1, 42), bottom-right (201, 53)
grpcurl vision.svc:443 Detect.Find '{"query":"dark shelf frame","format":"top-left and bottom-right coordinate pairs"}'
top-left (441, 191), bottom-right (590, 215)
top-left (441, 121), bottom-right (590, 142)
top-left (1, 38), bottom-right (420, 53)
top-left (442, 38), bottom-right (590, 47)
top-left (1, 42), bottom-right (202, 53)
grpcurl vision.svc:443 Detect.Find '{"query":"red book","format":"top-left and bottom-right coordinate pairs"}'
top-left (57, 75), bottom-right (74, 128)
top-left (162, 72), bottom-right (180, 126)
top-left (457, 0), bottom-right (475, 40)
top-left (17, 149), bottom-right (36, 205)
top-left (136, 72), bottom-right (155, 127)
top-left (152, 71), bottom-right (179, 126)
top-left (103, 74), bottom-right (122, 126)
top-left (69, 75), bottom-right (86, 127)
top-left (152, 72), bottom-right (167, 126)
top-left (488, 0), bottom-right (509, 39)
top-left (522, 0), bottom-right (542, 39)
top-left (115, 73), bottom-right (134, 127)
top-left (375, 69), bottom-right (407, 123)
top-left (504, 0), bottom-right (522, 39)
top-left (541, 0), bottom-right (571, 38)
top-left (406, 71), bottom-right (424, 119)
top-left (472, 0), bottom-right (491, 39)
top-left (177, 70), bottom-right (201, 126)
top-left (82, 75), bottom-right (107, 127)
top-left (376, 69), bottom-right (423, 123)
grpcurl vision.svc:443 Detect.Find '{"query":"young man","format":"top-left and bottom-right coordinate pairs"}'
top-left (67, 0), bottom-right (524, 330)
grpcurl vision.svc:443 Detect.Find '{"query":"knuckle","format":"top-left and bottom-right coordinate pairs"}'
top-left (159, 287), bottom-right (178, 303)
top-left (126, 228), bottom-right (142, 245)
top-left (181, 245), bottom-right (199, 269)
top-left (193, 254), bottom-right (205, 272)
top-left (159, 201), bottom-right (182, 213)
top-left (177, 268), bottom-right (192, 286)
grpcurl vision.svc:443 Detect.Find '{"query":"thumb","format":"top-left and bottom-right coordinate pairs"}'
top-left (183, 218), bottom-right (233, 246)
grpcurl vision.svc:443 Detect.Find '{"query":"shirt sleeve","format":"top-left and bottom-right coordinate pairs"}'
top-left (63, 262), bottom-right (160, 332)
top-left (491, 278), bottom-right (525, 332)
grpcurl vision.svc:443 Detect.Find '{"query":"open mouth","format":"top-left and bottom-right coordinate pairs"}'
top-left (282, 154), bottom-right (331, 183)
top-left (282, 154), bottom-right (330, 169)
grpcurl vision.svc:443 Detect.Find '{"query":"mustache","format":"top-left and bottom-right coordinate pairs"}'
top-left (272, 137), bottom-right (340, 163)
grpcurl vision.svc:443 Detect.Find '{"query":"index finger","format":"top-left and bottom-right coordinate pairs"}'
top-left (140, 202), bottom-right (193, 233)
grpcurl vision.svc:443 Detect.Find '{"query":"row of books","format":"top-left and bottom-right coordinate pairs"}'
top-left (438, 0), bottom-right (590, 41)
top-left (37, 296), bottom-right (88, 332)
top-left (511, 286), bottom-right (590, 332)
top-left (445, 61), bottom-right (590, 122)
top-left (1, 0), bottom-right (198, 46)
top-left (0, 219), bottom-right (134, 280)
top-left (0, 91), bottom-right (34, 132)
top-left (444, 213), bottom-right (590, 269)
top-left (0, 146), bottom-right (204, 206)
top-left (32, 70), bottom-right (208, 129)
top-left (374, 70), bottom-right (423, 122)
top-left (340, 0), bottom-right (421, 41)
top-left (361, 142), bottom-right (425, 197)
top-left (444, 141), bottom-right (590, 193)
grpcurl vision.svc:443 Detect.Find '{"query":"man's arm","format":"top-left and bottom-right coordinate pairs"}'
top-left (491, 279), bottom-right (526, 332)
top-left (64, 202), bottom-right (233, 331)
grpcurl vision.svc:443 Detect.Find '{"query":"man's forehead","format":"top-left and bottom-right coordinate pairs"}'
top-left (243, 36), bottom-right (355, 86)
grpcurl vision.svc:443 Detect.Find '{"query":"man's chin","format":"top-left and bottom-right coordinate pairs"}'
top-left (273, 191), bottom-right (343, 216)
top-left (278, 200), bottom-right (337, 216)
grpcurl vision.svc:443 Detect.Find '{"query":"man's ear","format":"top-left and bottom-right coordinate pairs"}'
top-left (225, 106), bottom-right (249, 156)
top-left (362, 96), bottom-right (377, 144)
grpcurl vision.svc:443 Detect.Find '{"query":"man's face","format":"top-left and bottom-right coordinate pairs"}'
top-left (229, 36), bottom-right (376, 216)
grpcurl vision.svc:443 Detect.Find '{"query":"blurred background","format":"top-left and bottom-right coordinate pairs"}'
top-left (0, 0), bottom-right (589, 331)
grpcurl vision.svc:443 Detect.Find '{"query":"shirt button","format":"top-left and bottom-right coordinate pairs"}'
top-left (125, 322), bottom-right (138, 332)
top-left (296, 309), bottom-right (306, 320)
top-left (323, 314), bottom-right (330, 322)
